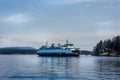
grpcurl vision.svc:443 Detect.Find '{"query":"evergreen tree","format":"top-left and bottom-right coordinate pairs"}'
top-left (93, 35), bottom-right (120, 56)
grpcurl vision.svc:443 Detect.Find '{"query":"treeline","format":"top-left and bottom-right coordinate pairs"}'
top-left (93, 35), bottom-right (120, 56)
top-left (0, 47), bottom-right (37, 54)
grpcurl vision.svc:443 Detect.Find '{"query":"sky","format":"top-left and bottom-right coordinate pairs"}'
top-left (0, 0), bottom-right (120, 50)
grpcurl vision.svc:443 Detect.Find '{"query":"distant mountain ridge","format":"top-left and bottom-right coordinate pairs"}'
top-left (0, 47), bottom-right (37, 50)
top-left (0, 47), bottom-right (37, 54)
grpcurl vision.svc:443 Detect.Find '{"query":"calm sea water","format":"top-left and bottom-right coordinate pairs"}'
top-left (0, 55), bottom-right (120, 80)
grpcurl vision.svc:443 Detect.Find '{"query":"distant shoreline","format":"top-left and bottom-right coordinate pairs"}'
top-left (92, 52), bottom-right (120, 57)
top-left (0, 47), bottom-right (37, 54)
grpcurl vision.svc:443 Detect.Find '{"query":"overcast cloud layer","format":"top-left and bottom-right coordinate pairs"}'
top-left (0, 0), bottom-right (120, 50)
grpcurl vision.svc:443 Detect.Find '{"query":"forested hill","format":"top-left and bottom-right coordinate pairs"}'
top-left (0, 47), bottom-right (37, 54)
top-left (93, 35), bottom-right (120, 56)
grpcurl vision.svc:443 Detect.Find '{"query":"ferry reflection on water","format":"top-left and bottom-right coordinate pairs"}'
top-left (0, 55), bottom-right (120, 80)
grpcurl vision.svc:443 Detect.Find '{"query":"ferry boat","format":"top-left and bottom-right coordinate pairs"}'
top-left (37, 40), bottom-right (80, 56)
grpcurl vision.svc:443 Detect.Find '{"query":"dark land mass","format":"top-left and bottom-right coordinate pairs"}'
top-left (0, 47), bottom-right (93, 55)
top-left (0, 47), bottom-right (37, 54)
top-left (80, 50), bottom-right (93, 55)
top-left (93, 35), bottom-right (120, 57)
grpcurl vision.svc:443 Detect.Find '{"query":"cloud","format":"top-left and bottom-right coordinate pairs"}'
top-left (0, 30), bottom-right (119, 50)
top-left (0, 13), bottom-right (33, 23)
top-left (63, 0), bottom-right (97, 4)
top-left (48, 30), bottom-right (119, 50)
top-left (104, 6), bottom-right (120, 9)
top-left (51, 31), bottom-right (119, 39)
top-left (0, 36), bottom-right (41, 48)
top-left (95, 20), bottom-right (120, 26)
top-left (54, 0), bottom-right (114, 4)
top-left (0, 33), bottom-right (53, 48)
